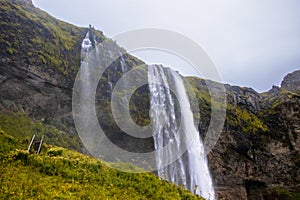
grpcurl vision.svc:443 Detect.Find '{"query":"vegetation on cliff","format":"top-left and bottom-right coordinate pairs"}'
top-left (0, 0), bottom-right (299, 199)
top-left (0, 0), bottom-right (87, 84)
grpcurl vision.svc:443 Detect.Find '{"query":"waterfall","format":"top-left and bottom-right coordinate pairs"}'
top-left (79, 30), bottom-right (215, 199)
top-left (80, 31), bottom-right (92, 93)
top-left (78, 31), bottom-right (94, 135)
top-left (81, 31), bottom-right (93, 61)
top-left (148, 65), bottom-right (215, 200)
top-left (120, 55), bottom-right (127, 73)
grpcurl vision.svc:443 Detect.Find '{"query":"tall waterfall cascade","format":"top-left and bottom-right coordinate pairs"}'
top-left (148, 65), bottom-right (215, 200)
top-left (79, 31), bottom-right (215, 200)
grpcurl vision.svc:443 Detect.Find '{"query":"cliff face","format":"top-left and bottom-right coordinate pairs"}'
top-left (208, 72), bottom-right (300, 199)
top-left (0, 0), bottom-right (87, 152)
top-left (281, 70), bottom-right (300, 93)
top-left (0, 0), bottom-right (143, 152)
top-left (185, 74), bottom-right (299, 199)
top-left (0, 0), bottom-right (299, 199)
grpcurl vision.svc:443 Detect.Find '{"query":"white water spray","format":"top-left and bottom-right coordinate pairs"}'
top-left (148, 65), bottom-right (215, 200)
top-left (79, 31), bottom-right (215, 199)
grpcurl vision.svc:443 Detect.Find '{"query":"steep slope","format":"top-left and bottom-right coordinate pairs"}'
top-left (0, 128), bottom-right (202, 199)
top-left (0, 0), bottom-right (299, 199)
top-left (281, 70), bottom-right (300, 93)
top-left (0, 0), bottom-right (143, 153)
top-left (0, 0), bottom-right (87, 152)
top-left (186, 73), bottom-right (300, 199)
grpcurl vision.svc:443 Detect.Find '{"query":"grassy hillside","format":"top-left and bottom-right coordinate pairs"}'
top-left (0, 126), bottom-right (203, 199)
top-left (0, 112), bottom-right (84, 152)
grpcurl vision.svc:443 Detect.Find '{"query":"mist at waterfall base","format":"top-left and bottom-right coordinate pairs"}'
top-left (78, 31), bottom-right (215, 199)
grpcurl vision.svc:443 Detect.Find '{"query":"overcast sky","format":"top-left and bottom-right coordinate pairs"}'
top-left (32, 0), bottom-right (300, 92)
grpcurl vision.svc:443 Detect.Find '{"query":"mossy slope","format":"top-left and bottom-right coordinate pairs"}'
top-left (0, 128), bottom-right (203, 200)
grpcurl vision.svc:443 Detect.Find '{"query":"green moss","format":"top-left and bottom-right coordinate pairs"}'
top-left (185, 77), bottom-right (268, 135)
top-left (6, 47), bottom-right (17, 54)
top-left (259, 88), bottom-right (300, 145)
top-left (226, 105), bottom-right (267, 134)
top-left (262, 187), bottom-right (294, 200)
top-left (0, 0), bottom-right (89, 79)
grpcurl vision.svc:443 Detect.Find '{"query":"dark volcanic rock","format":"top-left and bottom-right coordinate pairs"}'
top-left (18, 0), bottom-right (32, 4)
top-left (0, 0), bottom-right (299, 199)
top-left (281, 70), bottom-right (300, 93)
top-left (226, 85), bottom-right (262, 112)
top-left (208, 74), bottom-right (300, 199)
top-left (0, 63), bottom-right (73, 129)
top-left (186, 74), bottom-right (299, 199)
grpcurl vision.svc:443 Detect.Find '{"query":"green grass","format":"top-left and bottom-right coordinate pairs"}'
top-left (0, 113), bottom-right (204, 199)
top-left (0, 112), bottom-right (83, 152)
top-left (0, 128), bottom-right (203, 200)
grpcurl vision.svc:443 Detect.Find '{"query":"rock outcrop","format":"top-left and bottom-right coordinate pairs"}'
top-left (0, 0), bottom-right (299, 199)
top-left (207, 75), bottom-right (300, 199)
top-left (281, 70), bottom-right (300, 93)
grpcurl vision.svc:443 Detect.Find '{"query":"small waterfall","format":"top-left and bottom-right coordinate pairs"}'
top-left (148, 65), bottom-right (215, 200)
top-left (81, 31), bottom-right (93, 61)
top-left (120, 55), bottom-right (127, 73)
top-left (80, 31), bottom-right (92, 91)
top-left (78, 31), bottom-right (94, 133)
top-left (82, 29), bottom-right (99, 59)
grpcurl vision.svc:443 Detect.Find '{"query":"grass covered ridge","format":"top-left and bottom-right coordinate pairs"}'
top-left (0, 127), bottom-right (203, 199)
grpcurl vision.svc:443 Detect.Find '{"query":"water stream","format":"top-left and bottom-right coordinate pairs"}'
top-left (148, 65), bottom-right (215, 200)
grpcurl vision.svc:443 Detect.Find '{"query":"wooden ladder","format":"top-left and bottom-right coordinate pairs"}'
top-left (27, 135), bottom-right (45, 154)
